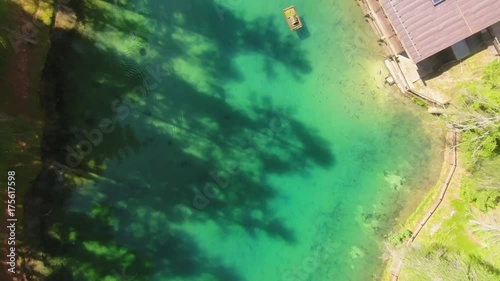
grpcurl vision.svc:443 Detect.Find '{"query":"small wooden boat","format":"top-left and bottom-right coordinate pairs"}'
top-left (282, 6), bottom-right (303, 31)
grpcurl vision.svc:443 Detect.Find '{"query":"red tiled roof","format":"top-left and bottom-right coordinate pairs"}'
top-left (380, 0), bottom-right (500, 63)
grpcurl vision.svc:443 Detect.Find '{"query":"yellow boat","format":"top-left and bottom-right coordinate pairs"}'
top-left (282, 6), bottom-right (303, 31)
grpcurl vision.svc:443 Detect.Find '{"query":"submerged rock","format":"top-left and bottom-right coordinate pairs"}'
top-left (383, 171), bottom-right (405, 190)
top-left (349, 245), bottom-right (365, 259)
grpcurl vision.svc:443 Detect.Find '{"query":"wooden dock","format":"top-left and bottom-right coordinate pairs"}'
top-left (282, 6), bottom-right (303, 31)
top-left (357, 0), bottom-right (428, 94)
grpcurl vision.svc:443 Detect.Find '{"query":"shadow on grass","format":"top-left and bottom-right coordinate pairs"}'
top-left (296, 17), bottom-right (310, 41)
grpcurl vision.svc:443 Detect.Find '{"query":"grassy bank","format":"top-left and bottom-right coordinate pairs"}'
top-left (383, 51), bottom-right (500, 280)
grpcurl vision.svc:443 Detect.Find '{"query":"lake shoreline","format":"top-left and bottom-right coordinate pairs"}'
top-left (381, 128), bottom-right (462, 280)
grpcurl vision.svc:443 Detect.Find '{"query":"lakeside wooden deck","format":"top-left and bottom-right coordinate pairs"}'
top-left (356, 0), bottom-right (423, 94)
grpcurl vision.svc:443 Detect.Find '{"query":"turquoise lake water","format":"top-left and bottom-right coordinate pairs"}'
top-left (44, 0), bottom-right (444, 280)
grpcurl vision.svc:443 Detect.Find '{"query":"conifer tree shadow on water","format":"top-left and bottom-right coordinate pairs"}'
top-left (23, 1), bottom-right (333, 280)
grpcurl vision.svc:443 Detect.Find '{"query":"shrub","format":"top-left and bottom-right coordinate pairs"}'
top-left (388, 228), bottom-right (413, 246)
top-left (412, 97), bottom-right (428, 108)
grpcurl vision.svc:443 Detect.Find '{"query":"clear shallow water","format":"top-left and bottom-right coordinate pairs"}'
top-left (46, 0), bottom-right (442, 280)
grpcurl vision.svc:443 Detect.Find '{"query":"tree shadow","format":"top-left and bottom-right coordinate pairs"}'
top-left (23, 1), bottom-right (334, 280)
top-left (296, 17), bottom-right (311, 41)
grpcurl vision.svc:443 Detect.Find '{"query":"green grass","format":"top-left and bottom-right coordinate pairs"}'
top-left (404, 182), bottom-right (441, 228)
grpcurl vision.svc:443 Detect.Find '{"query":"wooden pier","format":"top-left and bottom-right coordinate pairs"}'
top-left (406, 89), bottom-right (446, 107)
